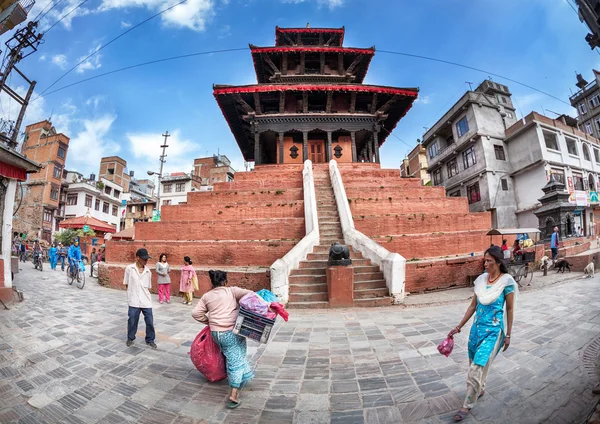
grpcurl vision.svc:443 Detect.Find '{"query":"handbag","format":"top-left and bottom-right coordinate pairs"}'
top-left (192, 274), bottom-right (199, 291)
top-left (437, 336), bottom-right (454, 357)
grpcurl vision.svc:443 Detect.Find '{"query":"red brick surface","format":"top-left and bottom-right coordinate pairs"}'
top-left (135, 219), bottom-right (305, 241)
top-left (187, 189), bottom-right (303, 206)
top-left (160, 202), bottom-right (304, 221)
top-left (355, 213), bottom-right (491, 236)
top-left (99, 264), bottom-right (269, 298)
top-left (345, 186), bottom-right (447, 199)
top-left (405, 256), bottom-right (484, 293)
top-left (0, 259), bottom-right (4, 288)
top-left (349, 198), bottom-right (470, 215)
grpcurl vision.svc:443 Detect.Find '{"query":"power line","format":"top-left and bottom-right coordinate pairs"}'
top-left (35, 0), bottom-right (66, 22)
top-left (35, 47), bottom-right (248, 99)
top-left (43, 0), bottom-right (89, 35)
top-left (378, 49), bottom-right (572, 107)
top-left (424, 82), bottom-right (467, 129)
top-left (36, 0), bottom-right (188, 99)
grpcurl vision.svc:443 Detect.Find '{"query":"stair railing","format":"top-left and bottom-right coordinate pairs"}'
top-left (329, 160), bottom-right (406, 303)
top-left (270, 160), bottom-right (319, 304)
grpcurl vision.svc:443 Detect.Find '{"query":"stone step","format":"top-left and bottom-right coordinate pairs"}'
top-left (354, 297), bottom-right (393, 307)
top-left (287, 301), bottom-right (330, 309)
top-left (289, 292), bottom-right (329, 303)
top-left (354, 272), bottom-right (385, 282)
top-left (313, 245), bottom-right (354, 253)
top-left (289, 268), bottom-right (326, 276)
top-left (353, 287), bottom-right (389, 299)
top-left (318, 214), bottom-right (339, 220)
top-left (319, 223), bottom-right (341, 229)
top-left (354, 265), bottom-right (380, 273)
top-left (289, 274), bottom-right (327, 284)
top-left (300, 259), bottom-right (371, 269)
top-left (289, 283), bottom-right (328, 293)
top-left (321, 232), bottom-right (344, 238)
top-left (319, 220), bottom-right (341, 225)
top-left (354, 280), bottom-right (388, 290)
top-left (307, 252), bottom-right (362, 261)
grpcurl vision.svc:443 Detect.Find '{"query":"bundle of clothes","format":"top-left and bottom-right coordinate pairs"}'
top-left (239, 289), bottom-right (289, 321)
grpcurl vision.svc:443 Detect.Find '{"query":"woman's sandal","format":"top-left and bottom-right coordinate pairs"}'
top-left (479, 390), bottom-right (485, 398)
top-left (226, 399), bottom-right (242, 409)
top-left (453, 410), bottom-right (470, 421)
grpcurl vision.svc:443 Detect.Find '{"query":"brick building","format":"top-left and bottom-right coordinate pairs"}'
top-left (13, 121), bottom-right (70, 242)
top-left (192, 155), bottom-right (235, 186)
top-left (400, 143), bottom-right (430, 185)
top-left (99, 156), bottom-right (131, 192)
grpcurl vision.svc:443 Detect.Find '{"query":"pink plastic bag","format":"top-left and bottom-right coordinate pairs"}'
top-left (240, 292), bottom-right (270, 316)
top-left (437, 336), bottom-right (454, 357)
top-left (189, 327), bottom-right (227, 382)
top-left (270, 302), bottom-right (289, 322)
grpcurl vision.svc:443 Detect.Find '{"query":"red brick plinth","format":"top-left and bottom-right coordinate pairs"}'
top-left (327, 266), bottom-right (354, 308)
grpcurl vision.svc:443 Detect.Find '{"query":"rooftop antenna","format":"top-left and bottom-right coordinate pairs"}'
top-left (466, 81), bottom-right (473, 91)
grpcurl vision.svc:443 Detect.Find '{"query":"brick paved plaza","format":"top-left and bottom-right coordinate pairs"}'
top-left (0, 265), bottom-right (599, 423)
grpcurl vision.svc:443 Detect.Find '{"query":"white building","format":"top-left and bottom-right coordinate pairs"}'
top-left (506, 112), bottom-right (600, 236)
top-left (63, 171), bottom-right (125, 232)
top-left (160, 172), bottom-right (202, 206)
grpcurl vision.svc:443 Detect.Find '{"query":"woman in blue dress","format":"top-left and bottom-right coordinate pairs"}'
top-left (448, 245), bottom-right (517, 421)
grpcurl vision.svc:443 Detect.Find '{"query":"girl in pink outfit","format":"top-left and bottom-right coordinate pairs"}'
top-left (180, 256), bottom-right (197, 305)
top-left (156, 253), bottom-right (171, 304)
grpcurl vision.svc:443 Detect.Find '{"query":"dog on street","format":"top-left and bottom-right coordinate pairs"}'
top-left (554, 259), bottom-right (572, 273)
top-left (584, 262), bottom-right (595, 278)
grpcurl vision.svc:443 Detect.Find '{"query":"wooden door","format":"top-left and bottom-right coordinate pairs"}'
top-left (308, 141), bottom-right (325, 163)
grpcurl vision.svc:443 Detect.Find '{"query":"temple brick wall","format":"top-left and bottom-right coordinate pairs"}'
top-left (340, 164), bottom-right (494, 292)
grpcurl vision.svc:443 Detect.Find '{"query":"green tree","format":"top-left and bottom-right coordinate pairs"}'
top-left (54, 228), bottom-right (78, 245)
top-left (76, 228), bottom-right (96, 238)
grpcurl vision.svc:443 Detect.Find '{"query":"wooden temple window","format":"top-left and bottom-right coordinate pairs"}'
top-left (261, 93), bottom-right (279, 114)
top-left (355, 93), bottom-right (372, 113)
top-left (303, 35), bottom-right (320, 45)
top-left (287, 54), bottom-right (300, 75)
top-left (334, 93), bottom-right (350, 113)
top-left (305, 53), bottom-right (321, 74)
top-left (308, 92), bottom-right (327, 113)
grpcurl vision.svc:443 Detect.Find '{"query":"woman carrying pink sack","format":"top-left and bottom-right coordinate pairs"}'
top-left (448, 245), bottom-right (517, 422)
top-left (179, 256), bottom-right (197, 305)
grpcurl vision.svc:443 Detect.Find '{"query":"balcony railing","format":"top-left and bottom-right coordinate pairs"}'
top-left (570, 80), bottom-right (598, 103)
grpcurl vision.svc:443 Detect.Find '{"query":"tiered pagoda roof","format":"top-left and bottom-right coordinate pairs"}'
top-left (214, 26), bottom-right (419, 163)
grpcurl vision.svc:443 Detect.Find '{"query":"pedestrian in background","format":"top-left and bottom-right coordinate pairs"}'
top-left (156, 253), bottom-right (171, 304)
top-left (124, 248), bottom-right (156, 349)
top-left (57, 243), bottom-right (67, 271)
top-left (180, 256), bottom-right (197, 305)
top-left (448, 246), bottom-right (516, 421)
top-left (19, 241), bottom-right (26, 262)
top-left (550, 226), bottom-right (560, 261)
top-left (90, 248), bottom-right (98, 277)
top-left (48, 243), bottom-right (58, 271)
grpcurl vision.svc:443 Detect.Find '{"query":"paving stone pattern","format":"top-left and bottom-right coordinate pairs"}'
top-left (0, 265), bottom-right (599, 423)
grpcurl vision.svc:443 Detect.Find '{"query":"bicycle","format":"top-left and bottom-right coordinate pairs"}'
top-left (66, 259), bottom-right (85, 289)
top-left (32, 252), bottom-right (43, 272)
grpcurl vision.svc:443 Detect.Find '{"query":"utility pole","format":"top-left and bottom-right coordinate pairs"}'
top-left (0, 21), bottom-right (43, 149)
top-left (157, 131), bottom-right (169, 211)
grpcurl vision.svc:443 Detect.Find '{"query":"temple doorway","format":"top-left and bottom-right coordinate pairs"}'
top-left (308, 140), bottom-right (325, 163)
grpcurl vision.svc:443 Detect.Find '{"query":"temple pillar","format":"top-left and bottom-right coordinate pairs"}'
top-left (300, 52), bottom-right (305, 74)
top-left (367, 136), bottom-right (373, 162)
top-left (282, 53), bottom-right (288, 75)
top-left (326, 131), bottom-right (332, 161)
top-left (254, 131), bottom-right (261, 165)
top-left (351, 131), bottom-right (357, 162)
top-left (338, 52), bottom-right (344, 75)
top-left (373, 129), bottom-right (380, 163)
top-left (320, 52), bottom-right (325, 74)
top-left (279, 132), bottom-right (285, 164)
top-left (303, 131), bottom-right (308, 161)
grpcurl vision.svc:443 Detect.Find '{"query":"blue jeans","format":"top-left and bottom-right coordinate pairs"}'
top-left (58, 256), bottom-right (66, 271)
top-left (551, 248), bottom-right (558, 261)
top-left (127, 307), bottom-right (155, 343)
top-left (69, 258), bottom-right (77, 276)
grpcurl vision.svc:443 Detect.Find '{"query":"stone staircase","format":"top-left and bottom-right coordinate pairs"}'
top-left (287, 165), bottom-right (391, 308)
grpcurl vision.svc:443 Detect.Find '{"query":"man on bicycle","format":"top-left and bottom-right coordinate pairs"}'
top-left (68, 240), bottom-right (82, 277)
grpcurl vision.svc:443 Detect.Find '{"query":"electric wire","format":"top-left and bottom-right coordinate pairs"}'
top-left (35, 0), bottom-right (66, 23)
top-left (35, 47), bottom-right (248, 99)
top-left (43, 0), bottom-right (89, 35)
top-left (378, 50), bottom-right (572, 107)
top-left (423, 82), bottom-right (468, 130)
top-left (36, 0), bottom-right (188, 99)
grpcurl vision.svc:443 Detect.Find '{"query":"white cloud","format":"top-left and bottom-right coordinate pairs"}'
top-left (282, 0), bottom-right (344, 8)
top-left (39, 55), bottom-right (47, 61)
top-left (85, 95), bottom-right (105, 109)
top-left (415, 95), bottom-right (431, 105)
top-left (121, 20), bottom-right (132, 28)
top-left (99, 0), bottom-right (215, 32)
top-left (219, 24), bottom-right (231, 39)
top-left (29, 0), bottom-right (92, 31)
top-left (51, 54), bottom-right (68, 70)
top-left (76, 44), bottom-right (102, 74)
top-left (126, 129), bottom-right (200, 174)
top-left (69, 115), bottom-right (120, 168)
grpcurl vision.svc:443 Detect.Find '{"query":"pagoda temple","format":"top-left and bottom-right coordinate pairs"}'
top-left (214, 26), bottom-right (419, 165)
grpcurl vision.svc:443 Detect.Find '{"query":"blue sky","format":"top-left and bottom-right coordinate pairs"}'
top-left (3, 0), bottom-right (599, 178)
